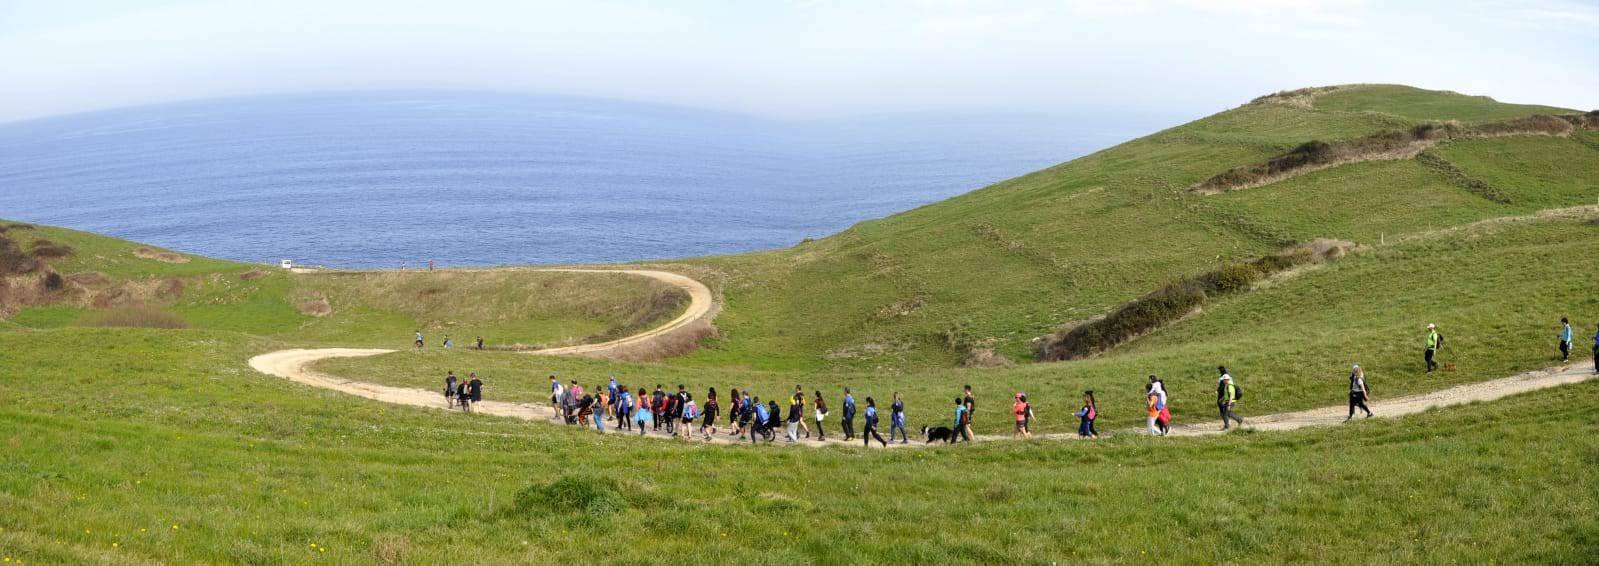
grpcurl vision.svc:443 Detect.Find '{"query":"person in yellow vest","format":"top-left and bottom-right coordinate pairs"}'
top-left (1425, 324), bottom-right (1442, 373)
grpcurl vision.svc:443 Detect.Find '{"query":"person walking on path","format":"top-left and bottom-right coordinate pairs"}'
top-left (549, 376), bottom-right (563, 415)
top-left (1593, 322), bottom-right (1599, 374)
top-left (953, 397), bottom-right (972, 443)
top-left (593, 388), bottom-right (608, 432)
top-left (1217, 366), bottom-right (1245, 431)
top-left (444, 371), bottom-right (458, 409)
top-left (1012, 393), bottom-right (1031, 439)
top-left (812, 390), bottom-right (828, 441)
top-left (680, 394), bottom-right (697, 439)
top-left (1076, 390), bottom-right (1098, 438)
top-left (1347, 364), bottom-right (1373, 420)
top-left (841, 388), bottom-right (857, 441)
top-left (701, 388), bottom-right (720, 440)
top-left (467, 373), bottom-right (482, 408)
top-left (1149, 375), bottom-right (1170, 435)
top-left (1425, 324), bottom-right (1443, 373)
top-left (889, 392), bottom-right (908, 444)
top-left (617, 386), bottom-right (633, 432)
top-left (862, 397), bottom-right (888, 447)
top-left (961, 385), bottom-right (977, 444)
top-left (785, 394), bottom-right (803, 442)
top-left (443, 335), bottom-right (453, 349)
top-left (1559, 318), bottom-right (1573, 362)
top-left (414, 330), bottom-right (424, 349)
top-left (633, 398), bottom-right (651, 436)
top-left (475, 336), bottom-right (484, 350)
top-left (456, 377), bottom-right (472, 413)
top-left (1146, 384), bottom-right (1162, 436)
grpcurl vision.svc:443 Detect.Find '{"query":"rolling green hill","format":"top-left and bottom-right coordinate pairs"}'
top-left (2, 84), bottom-right (1598, 563)
top-left (680, 85), bottom-right (1595, 371)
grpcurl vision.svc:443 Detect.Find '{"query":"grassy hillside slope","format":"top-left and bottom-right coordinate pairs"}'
top-left (2, 328), bottom-right (1595, 563)
top-left (681, 85), bottom-right (1592, 371)
top-left (0, 223), bottom-right (685, 348)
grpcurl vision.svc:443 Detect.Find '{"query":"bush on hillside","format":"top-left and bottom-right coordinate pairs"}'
top-left (80, 306), bottom-right (189, 329)
top-left (29, 239), bottom-right (74, 259)
top-left (42, 271), bottom-right (65, 292)
top-left (1037, 247), bottom-right (1324, 361)
top-left (0, 237), bottom-right (41, 276)
top-left (1193, 113), bottom-right (1587, 193)
top-left (511, 475), bottom-right (629, 517)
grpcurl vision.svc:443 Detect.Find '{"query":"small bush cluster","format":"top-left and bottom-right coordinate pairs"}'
top-left (0, 235), bottom-right (41, 276)
top-left (1037, 249), bottom-right (1320, 361)
top-left (1415, 152), bottom-right (1513, 204)
top-left (1194, 113), bottom-right (1593, 193)
top-left (511, 475), bottom-right (629, 517)
top-left (27, 239), bottom-right (74, 259)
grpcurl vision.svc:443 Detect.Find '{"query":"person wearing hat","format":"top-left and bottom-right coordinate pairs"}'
top-left (1216, 366), bottom-right (1245, 431)
top-left (1347, 364), bottom-right (1372, 420)
top-left (1424, 324), bottom-right (1442, 373)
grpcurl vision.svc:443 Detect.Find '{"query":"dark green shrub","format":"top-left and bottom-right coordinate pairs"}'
top-left (511, 475), bottom-right (628, 517)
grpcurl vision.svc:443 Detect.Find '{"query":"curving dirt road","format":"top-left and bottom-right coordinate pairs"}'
top-left (248, 266), bottom-right (1596, 447)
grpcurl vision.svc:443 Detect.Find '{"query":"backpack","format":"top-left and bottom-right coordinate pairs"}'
top-left (1436, 334), bottom-right (1445, 349)
top-left (1232, 383), bottom-right (1244, 401)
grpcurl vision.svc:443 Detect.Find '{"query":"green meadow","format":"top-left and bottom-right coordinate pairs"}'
top-left (3, 84), bottom-right (1597, 562)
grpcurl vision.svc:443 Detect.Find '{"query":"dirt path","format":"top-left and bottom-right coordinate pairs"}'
top-left (519, 269), bottom-right (714, 356)
top-left (249, 335), bottom-right (1596, 448)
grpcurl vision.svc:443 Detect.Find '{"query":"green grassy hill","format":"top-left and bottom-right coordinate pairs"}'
top-left (681, 85), bottom-right (1595, 371)
top-left (2, 84), bottom-right (1598, 562)
top-left (0, 223), bottom-right (686, 349)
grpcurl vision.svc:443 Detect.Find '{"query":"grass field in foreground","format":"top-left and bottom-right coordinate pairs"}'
top-left (2, 328), bottom-right (1596, 563)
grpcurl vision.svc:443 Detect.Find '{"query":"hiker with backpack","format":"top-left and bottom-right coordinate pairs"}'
top-left (889, 392), bottom-right (908, 444)
top-left (1145, 383), bottom-right (1161, 436)
top-left (1425, 324), bottom-right (1443, 373)
top-left (1076, 390), bottom-right (1098, 438)
top-left (1150, 375), bottom-right (1170, 435)
top-left (841, 388), bottom-right (857, 441)
top-left (617, 386), bottom-right (633, 432)
top-left (680, 393), bottom-right (698, 439)
top-left (813, 390), bottom-right (828, 441)
top-left (1560, 318), bottom-right (1574, 362)
top-left (593, 388), bottom-right (608, 432)
top-left (953, 397), bottom-right (972, 443)
top-left (962, 385), bottom-right (977, 443)
top-left (862, 397), bottom-right (888, 447)
top-left (1012, 393), bottom-right (1031, 439)
top-left (633, 395), bottom-right (651, 436)
top-left (765, 400), bottom-right (783, 442)
top-left (1217, 366), bottom-right (1245, 431)
top-left (414, 330), bottom-right (424, 349)
top-left (785, 394), bottom-right (804, 442)
top-left (455, 377), bottom-right (471, 413)
top-left (750, 397), bottom-right (769, 443)
top-left (467, 373), bottom-right (482, 409)
top-left (701, 388), bottom-right (720, 440)
top-left (444, 371), bottom-right (458, 408)
top-left (1347, 363), bottom-right (1373, 420)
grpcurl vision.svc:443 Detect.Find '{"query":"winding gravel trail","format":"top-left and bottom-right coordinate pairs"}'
top-left (248, 270), bottom-right (1596, 447)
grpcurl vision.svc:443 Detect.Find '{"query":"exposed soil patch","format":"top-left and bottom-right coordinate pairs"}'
top-left (298, 297), bottom-right (333, 317)
top-left (133, 247), bottom-right (190, 263)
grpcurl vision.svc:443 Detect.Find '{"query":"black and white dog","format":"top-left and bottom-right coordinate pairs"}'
top-left (922, 425), bottom-right (956, 443)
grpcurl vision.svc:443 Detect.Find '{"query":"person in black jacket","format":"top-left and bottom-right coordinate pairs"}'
top-left (443, 371), bottom-right (458, 408)
top-left (467, 373), bottom-right (483, 408)
top-left (766, 400), bottom-right (783, 442)
top-left (785, 393), bottom-right (804, 442)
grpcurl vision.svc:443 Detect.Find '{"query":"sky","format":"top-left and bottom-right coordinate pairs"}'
top-left (1, 0), bottom-right (1597, 123)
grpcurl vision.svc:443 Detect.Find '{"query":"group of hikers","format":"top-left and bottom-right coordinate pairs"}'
top-left (441, 370), bottom-right (484, 412)
top-left (414, 330), bottom-right (485, 351)
top-left (430, 319), bottom-right (1599, 443)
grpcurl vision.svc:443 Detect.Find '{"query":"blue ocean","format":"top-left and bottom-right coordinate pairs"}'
top-left (0, 91), bottom-right (1146, 268)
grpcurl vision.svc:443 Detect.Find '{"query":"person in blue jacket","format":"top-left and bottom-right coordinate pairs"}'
top-left (841, 388), bottom-right (857, 441)
top-left (862, 397), bottom-right (888, 447)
